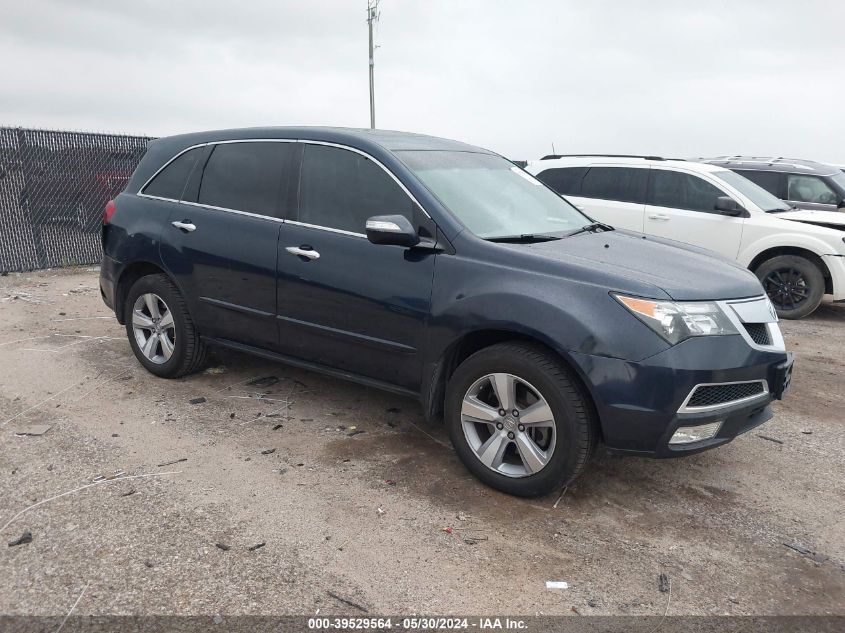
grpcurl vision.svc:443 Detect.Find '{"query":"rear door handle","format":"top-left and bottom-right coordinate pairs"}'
top-left (285, 246), bottom-right (320, 260)
top-left (648, 213), bottom-right (670, 222)
top-left (171, 220), bottom-right (196, 232)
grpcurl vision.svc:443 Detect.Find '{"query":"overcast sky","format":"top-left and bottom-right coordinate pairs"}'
top-left (1, 0), bottom-right (843, 163)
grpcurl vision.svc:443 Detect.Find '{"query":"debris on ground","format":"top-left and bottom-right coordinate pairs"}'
top-left (546, 581), bottom-right (568, 589)
top-left (212, 614), bottom-right (223, 625)
top-left (276, 468), bottom-right (288, 475)
top-left (272, 424), bottom-right (283, 430)
top-left (144, 560), bottom-right (154, 568)
top-left (757, 434), bottom-right (784, 445)
top-left (93, 470), bottom-right (126, 482)
top-left (216, 543), bottom-right (230, 551)
top-left (261, 448), bottom-right (276, 455)
top-left (189, 397), bottom-right (207, 405)
top-left (12, 423), bottom-right (52, 436)
top-left (204, 366), bottom-right (227, 375)
top-left (658, 573), bottom-right (671, 593)
top-left (553, 486), bottom-right (568, 508)
top-left (121, 488), bottom-right (136, 497)
top-left (246, 376), bottom-right (279, 389)
top-left (247, 542), bottom-right (266, 551)
top-left (8, 531), bottom-right (33, 547)
top-left (783, 542), bottom-right (829, 564)
top-left (442, 526), bottom-right (453, 534)
top-left (300, 418), bottom-right (314, 422)
top-left (463, 535), bottom-right (488, 545)
top-left (570, 606), bottom-right (580, 615)
top-left (326, 591), bottom-right (369, 613)
top-left (386, 420), bottom-right (399, 428)
top-left (457, 512), bottom-right (469, 521)
top-left (587, 598), bottom-right (599, 608)
top-left (384, 479), bottom-right (396, 486)
top-left (347, 429), bottom-right (365, 437)
top-left (801, 430), bottom-right (813, 435)
top-left (376, 507), bottom-right (386, 516)
top-left (157, 458), bottom-right (187, 467)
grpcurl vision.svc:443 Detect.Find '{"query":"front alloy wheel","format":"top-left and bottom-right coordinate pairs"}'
top-left (461, 373), bottom-right (556, 477)
top-left (446, 342), bottom-right (597, 497)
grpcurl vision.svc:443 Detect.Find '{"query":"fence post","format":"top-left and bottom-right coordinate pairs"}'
top-left (16, 128), bottom-right (48, 270)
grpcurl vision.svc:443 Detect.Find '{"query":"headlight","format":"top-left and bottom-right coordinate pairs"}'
top-left (614, 294), bottom-right (738, 345)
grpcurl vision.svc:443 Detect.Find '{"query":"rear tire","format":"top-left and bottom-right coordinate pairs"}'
top-left (124, 274), bottom-right (207, 378)
top-left (755, 255), bottom-right (824, 320)
top-left (445, 342), bottom-right (597, 497)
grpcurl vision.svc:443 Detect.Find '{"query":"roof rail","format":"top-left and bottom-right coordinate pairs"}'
top-left (539, 153), bottom-right (684, 162)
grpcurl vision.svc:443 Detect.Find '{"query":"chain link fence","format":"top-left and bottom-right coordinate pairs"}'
top-left (0, 127), bottom-right (153, 273)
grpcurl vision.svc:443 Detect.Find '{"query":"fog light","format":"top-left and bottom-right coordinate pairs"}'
top-left (669, 421), bottom-right (723, 445)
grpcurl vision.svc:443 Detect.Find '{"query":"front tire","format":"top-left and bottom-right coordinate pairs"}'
top-left (124, 274), bottom-right (207, 378)
top-left (755, 255), bottom-right (824, 320)
top-left (445, 342), bottom-right (597, 497)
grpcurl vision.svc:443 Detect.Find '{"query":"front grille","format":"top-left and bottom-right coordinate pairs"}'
top-left (686, 381), bottom-right (766, 409)
top-left (743, 323), bottom-right (771, 346)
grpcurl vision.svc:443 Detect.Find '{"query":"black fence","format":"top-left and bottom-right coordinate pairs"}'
top-left (0, 127), bottom-right (153, 272)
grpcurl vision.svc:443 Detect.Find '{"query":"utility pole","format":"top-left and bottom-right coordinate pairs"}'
top-left (367, 0), bottom-right (379, 129)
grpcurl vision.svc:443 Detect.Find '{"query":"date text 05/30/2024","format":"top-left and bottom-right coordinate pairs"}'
top-left (307, 617), bottom-right (528, 630)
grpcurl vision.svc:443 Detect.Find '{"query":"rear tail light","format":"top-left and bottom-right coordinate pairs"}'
top-left (103, 199), bottom-right (116, 225)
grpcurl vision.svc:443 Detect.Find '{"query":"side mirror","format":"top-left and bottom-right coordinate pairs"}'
top-left (365, 214), bottom-right (420, 247)
top-left (714, 196), bottom-right (746, 216)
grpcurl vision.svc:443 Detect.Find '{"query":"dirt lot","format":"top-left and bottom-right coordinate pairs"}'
top-left (1, 268), bottom-right (843, 618)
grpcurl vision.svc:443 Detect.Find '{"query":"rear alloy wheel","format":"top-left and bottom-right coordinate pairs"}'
top-left (755, 255), bottom-right (824, 319)
top-left (124, 274), bottom-right (207, 378)
top-left (131, 293), bottom-right (176, 364)
top-left (446, 342), bottom-right (597, 497)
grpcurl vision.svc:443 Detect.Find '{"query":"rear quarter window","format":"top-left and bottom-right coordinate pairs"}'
top-left (142, 147), bottom-right (203, 200)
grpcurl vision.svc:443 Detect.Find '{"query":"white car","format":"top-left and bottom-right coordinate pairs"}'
top-left (526, 155), bottom-right (845, 319)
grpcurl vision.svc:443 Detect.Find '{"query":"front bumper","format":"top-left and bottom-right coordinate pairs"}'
top-left (569, 335), bottom-right (792, 457)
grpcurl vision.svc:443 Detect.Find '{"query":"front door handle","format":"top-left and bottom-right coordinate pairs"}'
top-left (285, 246), bottom-right (320, 260)
top-left (171, 220), bottom-right (197, 232)
top-left (648, 213), bottom-right (670, 222)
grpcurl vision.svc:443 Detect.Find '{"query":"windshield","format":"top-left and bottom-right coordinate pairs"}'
top-left (397, 150), bottom-right (590, 239)
top-left (714, 169), bottom-right (791, 212)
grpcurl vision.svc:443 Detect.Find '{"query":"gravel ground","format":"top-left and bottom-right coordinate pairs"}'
top-left (0, 268), bottom-right (843, 617)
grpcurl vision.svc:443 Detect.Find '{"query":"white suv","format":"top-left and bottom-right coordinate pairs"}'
top-left (526, 155), bottom-right (845, 319)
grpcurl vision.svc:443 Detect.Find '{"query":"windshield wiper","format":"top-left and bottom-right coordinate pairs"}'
top-left (564, 222), bottom-right (614, 237)
top-left (486, 233), bottom-right (562, 243)
top-left (766, 205), bottom-right (797, 214)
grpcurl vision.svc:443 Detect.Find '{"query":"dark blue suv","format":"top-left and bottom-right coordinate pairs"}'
top-left (100, 127), bottom-right (793, 496)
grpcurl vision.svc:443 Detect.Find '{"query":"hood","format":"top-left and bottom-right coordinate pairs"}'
top-left (775, 209), bottom-right (845, 231)
top-left (522, 230), bottom-right (763, 301)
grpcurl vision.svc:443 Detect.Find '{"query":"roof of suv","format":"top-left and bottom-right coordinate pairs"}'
top-left (153, 126), bottom-right (491, 155)
top-left (529, 154), bottom-right (728, 174)
top-left (700, 156), bottom-right (841, 176)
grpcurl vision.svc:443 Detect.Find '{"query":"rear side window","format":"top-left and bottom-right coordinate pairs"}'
top-left (734, 169), bottom-right (781, 196)
top-left (535, 167), bottom-right (587, 196)
top-left (198, 142), bottom-right (295, 217)
top-left (648, 170), bottom-right (726, 213)
top-left (581, 167), bottom-right (648, 204)
top-left (142, 147), bottom-right (203, 200)
top-left (298, 144), bottom-right (413, 234)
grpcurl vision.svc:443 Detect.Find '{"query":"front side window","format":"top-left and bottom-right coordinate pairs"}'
top-left (787, 174), bottom-right (838, 204)
top-left (142, 147), bottom-right (203, 200)
top-left (733, 169), bottom-right (781, 197)
top-left (198, 142), bottom-right (295, 217)
top-left (648, 170), bottom-right (726, 213)
top-left (535, 167), bottom-right (587, 196)
top-left (298, 144), bottom-right (414, 233)
top-left (715, 170), bottom-right (790, 213)
top-left (581, 167), bottom-right (648, 204)
top-left (399, 151), bottom-right (588, 239)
